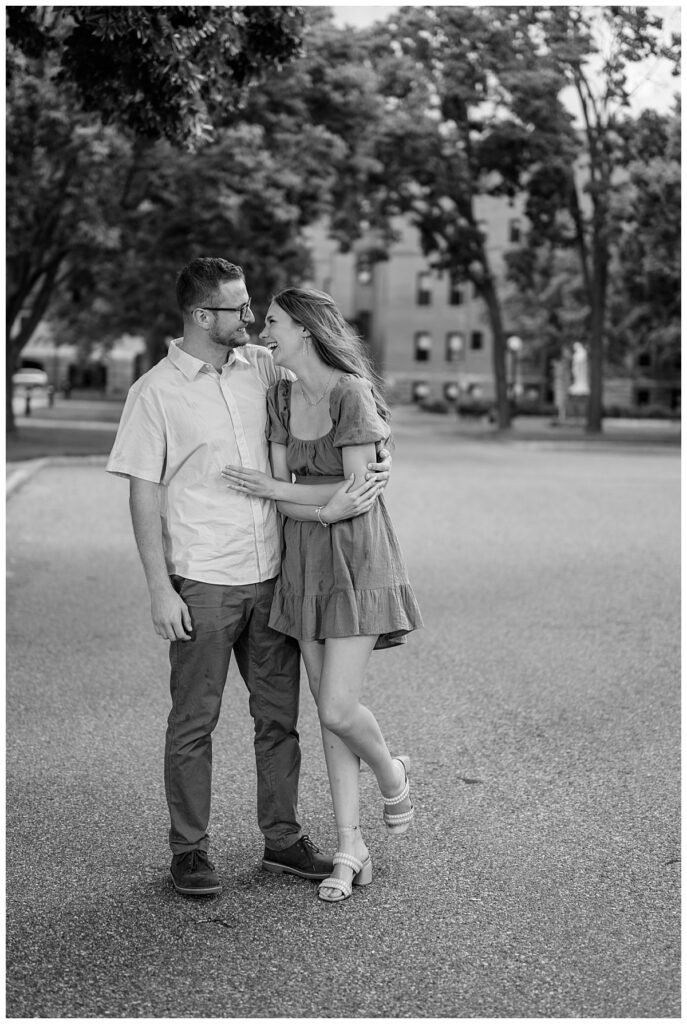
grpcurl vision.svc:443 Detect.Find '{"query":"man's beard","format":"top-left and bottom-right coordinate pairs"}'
top-left (209, 325), bottom-right (248, 348)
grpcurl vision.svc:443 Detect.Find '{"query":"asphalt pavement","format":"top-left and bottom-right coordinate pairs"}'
top-left (5, 416), bottom-right (681, 1018)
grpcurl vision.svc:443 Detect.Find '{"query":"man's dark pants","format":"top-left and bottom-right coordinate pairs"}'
top-left (165, 576), bottom-right (303, 855)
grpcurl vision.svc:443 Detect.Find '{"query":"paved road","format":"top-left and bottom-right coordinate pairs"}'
top-left (6, 427), bottom-right (680, 1018)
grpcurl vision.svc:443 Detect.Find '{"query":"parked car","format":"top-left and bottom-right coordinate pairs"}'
top-left (12, 368), bottom-right (49, 389)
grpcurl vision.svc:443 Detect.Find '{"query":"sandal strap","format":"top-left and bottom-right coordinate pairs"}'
top-left (384, 807), bottom-right (414, 825)
top-left (333, 852), bottom-right (364, 873)
top-left (318, 877), bottom-right (352, 899)
top-left (383, 778), bottom-right (409, 807)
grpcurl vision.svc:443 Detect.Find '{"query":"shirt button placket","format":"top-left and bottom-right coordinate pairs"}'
top-left (221, 373), bottom-right (266, 577)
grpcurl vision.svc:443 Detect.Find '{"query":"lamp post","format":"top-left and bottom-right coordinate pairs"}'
top-left (356, 262), bottom-right (372, 286)
top-left (446, 332), bottom-right (464, 406)
top-left (507, 335), bottom-right (523, 399)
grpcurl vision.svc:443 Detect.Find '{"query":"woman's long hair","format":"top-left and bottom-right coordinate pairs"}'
top-left (272, 286), bottom-right (390, 423)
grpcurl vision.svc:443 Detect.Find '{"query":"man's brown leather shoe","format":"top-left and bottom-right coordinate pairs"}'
top-left (170, 849), bottom-right (221, 896)
top-left (262, 835), bottom-right (333, 880)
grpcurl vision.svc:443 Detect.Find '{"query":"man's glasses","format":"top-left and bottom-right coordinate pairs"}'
top-left (197, 297), bottom-right (252, 321)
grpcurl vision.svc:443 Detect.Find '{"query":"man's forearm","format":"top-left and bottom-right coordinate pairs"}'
top-left (129, 479), bottom-right (172, 596)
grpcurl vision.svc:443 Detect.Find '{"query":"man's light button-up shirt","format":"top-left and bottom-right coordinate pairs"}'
top-left (106, 340), bottom-right (285, 586)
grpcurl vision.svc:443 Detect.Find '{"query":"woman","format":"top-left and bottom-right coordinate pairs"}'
top-left (222, 287), bottom-right (423, 903)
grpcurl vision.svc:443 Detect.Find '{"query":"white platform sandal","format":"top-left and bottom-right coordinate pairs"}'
top-left (317, 851), bottom-right (373, 903)
top-left (383, 755), bottom-right (414, 836)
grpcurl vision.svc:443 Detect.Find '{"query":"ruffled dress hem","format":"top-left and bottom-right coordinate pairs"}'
top-left (268, 582), bottom-right (423, 651)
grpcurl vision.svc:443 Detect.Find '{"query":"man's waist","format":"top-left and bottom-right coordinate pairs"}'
top-left (165, 546), bottom-right (282, 586)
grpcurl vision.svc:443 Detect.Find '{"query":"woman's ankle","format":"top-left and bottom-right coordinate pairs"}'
top-left (336, 824), bottom-right (366, 855)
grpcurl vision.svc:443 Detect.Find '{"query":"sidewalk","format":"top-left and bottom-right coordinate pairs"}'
top-left (6, 395), bottom-right (680, 499)
top-left (6, 393), bottom-right (124, 489)
top-left (399, 406), bottom-right (681, 448)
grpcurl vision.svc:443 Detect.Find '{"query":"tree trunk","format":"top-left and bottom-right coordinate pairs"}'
top-left (6, 367), bottom-right (16, 435)
top-left (6, 254), bottom-right (66, 436)
top-left (143, 322), bottom-right (171, 374)
top-left (586, 223), bottom-right (608, 435)
top-left (6, 315), bottom-right (28, 436)
top-left (481, 276), bottom-right (511, 430)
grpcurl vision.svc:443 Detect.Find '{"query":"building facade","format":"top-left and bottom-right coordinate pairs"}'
top-left (303, 199), bottom-right (679, 414)
top-left (303, 194), bottom-right (537, 405)
top-left (17, 193), bottom-right (678, 414)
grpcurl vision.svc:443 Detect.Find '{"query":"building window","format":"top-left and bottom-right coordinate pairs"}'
top-left (356, 260), bottom-right (372, 286)
top-left (448, 274), bottom-right (463, 305)
top-left (412, 380), bottom-right (430, 403)
top-left (414, 332), bottom-right (432, 362)
top-left (470, 331), bottom-right (483, 351)
top-left (416, 272), bottom-right (432, 306)
top-left (509, 219), bottom-right (522, 244)
top-left (635, 387), bottom-right (650, 406)
top-left (446, 332), bottom-right (464, 362)
top-left (637, 350), bottom-right (652, 368)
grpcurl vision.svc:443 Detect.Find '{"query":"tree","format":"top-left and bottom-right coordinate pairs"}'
top-left (19, 7), bottom-right (390, 375)
top-left (345, 6), bottom-right (578, 430)
top-left (310, 6), bottom-right (678, 432)
top-left (6, 50), bottom-right (132, 430)
top-left (609, 106), bottom-right (681, 373)
top-left (519, 6), bottom-right (680, 432)
top-left (50, 124), bottom-right (327, 367)
top-left (6, 5), bottom-right (305, 432)
top-left (504, 244), bottom-right (589, 391)
top-left (6, 6), bottom-right (305, 147)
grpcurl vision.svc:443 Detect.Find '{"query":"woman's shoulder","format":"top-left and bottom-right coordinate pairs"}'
top-left (266, 378), bottom-right (293, 429)
top-left (330, 373), bottom-right (373, 398)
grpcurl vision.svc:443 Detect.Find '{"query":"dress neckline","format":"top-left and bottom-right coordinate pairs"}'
top-left (284, 377), bottom-right (343, 443)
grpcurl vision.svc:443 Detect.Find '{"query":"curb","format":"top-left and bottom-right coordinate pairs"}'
top-left (6, 455), bottom-right (108, 500)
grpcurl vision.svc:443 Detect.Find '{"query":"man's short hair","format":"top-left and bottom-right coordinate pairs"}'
top-left (176, 258), bottom-right (244, 313)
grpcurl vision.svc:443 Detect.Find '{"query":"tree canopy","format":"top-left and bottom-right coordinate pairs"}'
top-left (6, 6), bottom-right (305, 147)
top-left (343, 5), bottom-right (680, 431)
top-left (5, 5), bottom-right (306, 431)
top-left (6, 4), bottom-right (681, 436)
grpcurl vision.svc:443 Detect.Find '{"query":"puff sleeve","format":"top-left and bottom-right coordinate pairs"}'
top-left (331, 376), bottom-right (390, 448)
top-left (265, 381), bottom-right (289, 445)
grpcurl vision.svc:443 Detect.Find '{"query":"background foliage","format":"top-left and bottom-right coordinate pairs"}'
top-left (6, 4), bottom-right (681, 434)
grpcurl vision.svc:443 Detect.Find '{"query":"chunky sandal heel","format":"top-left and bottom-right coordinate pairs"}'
top-left (383, 755), bottom-right (414, 836)
top-left (354, 855), bottom-right (373, 887)
top-left (318, 852), bottom-right (372, 903)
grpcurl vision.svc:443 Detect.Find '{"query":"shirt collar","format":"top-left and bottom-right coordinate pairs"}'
top-left (168, 338), bottom-right (252, 380)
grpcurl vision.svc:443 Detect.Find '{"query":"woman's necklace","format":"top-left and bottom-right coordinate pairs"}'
top-left (299, 368), bottom-right (337, 407)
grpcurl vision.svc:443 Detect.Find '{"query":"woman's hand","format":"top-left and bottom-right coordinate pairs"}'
top-left (221, 464), bottom-right (279, 499)
top-left (365, 446), bottom-right (392, 487)
top-left (322, 474), bottom-right (384, 524)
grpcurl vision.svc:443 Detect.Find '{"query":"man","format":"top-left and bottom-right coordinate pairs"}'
top-left (107, 257), bottom-right (389, 896)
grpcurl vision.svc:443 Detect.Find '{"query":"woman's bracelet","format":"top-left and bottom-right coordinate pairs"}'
top-left (315, 506), bottom-right (330, 528)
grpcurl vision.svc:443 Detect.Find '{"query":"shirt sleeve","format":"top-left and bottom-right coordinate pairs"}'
top-left (265, 382), bottom-right (289, 445)
top-left (331, 377), bottom-right (389, 448)
top-left (252, 345), bottom-right (296, 388)
top-left (105, 386), bottom-right (167, 482)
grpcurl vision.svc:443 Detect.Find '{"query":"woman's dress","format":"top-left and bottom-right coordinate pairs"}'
top-left (266, 374), bottom-right (423, 650)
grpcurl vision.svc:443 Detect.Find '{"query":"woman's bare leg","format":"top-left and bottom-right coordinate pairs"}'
top-left (305, 636), bottom-right (412, 889)
top-left (300, 640), bottom-right (367, 887)
top-left (318, 636), bottom-right (408, 799)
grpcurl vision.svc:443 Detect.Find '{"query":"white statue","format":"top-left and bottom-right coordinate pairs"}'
top-left (569, 342), bottom-right (589, 395)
